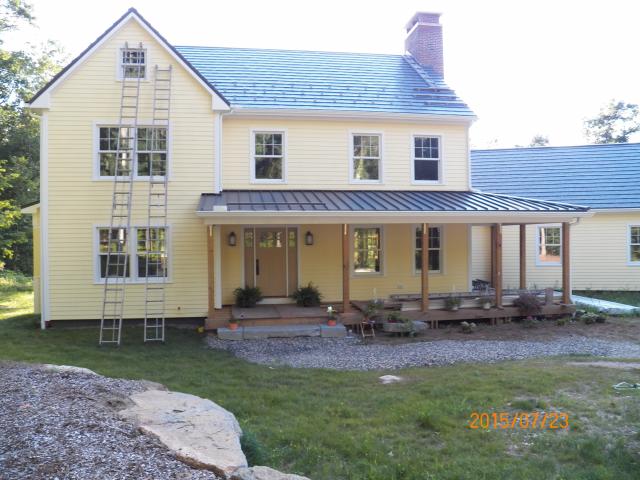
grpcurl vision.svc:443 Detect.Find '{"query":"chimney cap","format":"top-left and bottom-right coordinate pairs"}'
top-left (405, 11), bottom-right (442, 32)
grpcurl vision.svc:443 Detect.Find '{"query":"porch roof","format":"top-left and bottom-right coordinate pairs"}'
top-left (197, 190), bottom-right (590, 225)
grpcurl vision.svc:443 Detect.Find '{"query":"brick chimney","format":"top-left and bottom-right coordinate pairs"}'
top-left (405, 12), bottom-right (444, 77)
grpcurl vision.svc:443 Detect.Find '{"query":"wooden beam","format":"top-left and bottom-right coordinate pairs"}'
top-left (562, 222), bottom-right (571, 304)
top-left (490, 225), bottom-right (497, 287)
top-left (342, 224), bottom-right (350, 313)
top-left (519, 224), bottom-right (527, 290)
top-left (494, 224), bottom-right (503, 308)
top-left (421, 223), bottom-right (430, 312)
top-left (207, 225), bottom-right (215, 319)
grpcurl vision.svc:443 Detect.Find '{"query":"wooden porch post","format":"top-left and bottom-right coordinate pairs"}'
top-left (421, 223), bottom-right (430, 312)
top-left (490, 225), bottom-right (497, 287)
top-left (207, 225), bottom-right (215, 319)
top-left (519, 224), bottom-right (527, 290)
top-left (342, 224), bottom-right (350, 312)
top-left (562, 222), bottom-right (572, 304)
top-left (494, 223), bottom-right (503, 308)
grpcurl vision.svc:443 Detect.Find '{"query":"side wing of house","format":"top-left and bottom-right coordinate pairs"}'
top-left (39, 17), bottom-right (220, 321)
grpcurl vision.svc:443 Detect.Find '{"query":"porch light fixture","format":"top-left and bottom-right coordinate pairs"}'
top-left (305, 231), bottom-right (314, 246)
top-left (228, 231), bottom-right (237, 247)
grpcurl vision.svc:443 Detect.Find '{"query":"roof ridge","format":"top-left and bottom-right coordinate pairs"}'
top-left (471, 142), bottom-right (640, 153)
top-left (175, 45), bottom-right (405, 58)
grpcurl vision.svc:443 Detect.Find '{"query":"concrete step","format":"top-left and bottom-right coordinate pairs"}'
top-left (218, 323), bottom-right (347, 341)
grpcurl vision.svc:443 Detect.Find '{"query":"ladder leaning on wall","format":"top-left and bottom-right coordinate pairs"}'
top-left (99, 42), bottom-right (144, 346)
top-left (143, 65), bottom-right (173, 342)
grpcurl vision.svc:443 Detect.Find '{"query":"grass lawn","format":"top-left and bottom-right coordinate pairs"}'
top-left (0, 271), bottom-right (34, 320)
top-left (1, 285), bottom-right (639, 479)
top-left (574, 290), bottom-right (640, 308)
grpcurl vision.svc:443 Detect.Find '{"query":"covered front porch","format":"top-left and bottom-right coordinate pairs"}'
top-left (198, 190), bottom-right (591, 330)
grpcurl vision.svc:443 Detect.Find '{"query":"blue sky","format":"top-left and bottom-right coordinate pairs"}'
top-left (7, 0), bottom-right (640, 147)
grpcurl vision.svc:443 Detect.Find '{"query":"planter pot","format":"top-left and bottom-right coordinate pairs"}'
top-left (447, 306), bottom-right (459, 312)
top-left (327, 319), bottom-right (337, 327)
top-left (482, 303), bottom-right (491, 310)
top-left (229, 323), bottom-right (239, 331)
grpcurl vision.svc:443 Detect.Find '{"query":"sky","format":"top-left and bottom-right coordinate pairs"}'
top-left (6, 0), bottom-right (640, 148)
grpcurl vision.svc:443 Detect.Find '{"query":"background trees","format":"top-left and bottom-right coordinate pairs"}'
top-left (583, 100), bottom-right (640, 144)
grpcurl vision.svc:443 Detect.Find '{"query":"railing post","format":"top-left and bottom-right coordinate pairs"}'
top-left (421, 223), bottom-right (430, 312)
top-left (494, 224), bottom-right (503, 308)
top-left (342, 224), bottom-right (350, 313)
top-left (562, 222), bottom-right (572, 304)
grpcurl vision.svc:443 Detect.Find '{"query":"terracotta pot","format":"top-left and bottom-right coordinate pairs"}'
top-left (229, 322), bottom-right (239, 331)
top-left (327, 319), bottom-right (337, 327)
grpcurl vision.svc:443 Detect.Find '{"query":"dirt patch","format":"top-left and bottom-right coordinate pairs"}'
top-left (566, 361), bottom-right (640, 370)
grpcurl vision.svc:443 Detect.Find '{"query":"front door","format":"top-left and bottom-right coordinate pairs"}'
top-left (255, 228), bottom-right (287, 297)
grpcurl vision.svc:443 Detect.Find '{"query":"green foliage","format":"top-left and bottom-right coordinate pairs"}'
top-left (513, 292), bottom-right (542, 317)
top-left (584, 100), bottom-right (640, 144)
top-left (529, 134), bottom-right (549, 147)
top-left (0, 268), bottom-right (31, 291)
top-left (290, 282), bottom-right (322, 307)
top-left (233, 286), bottom-right (263, 308)
top-left (444, 295), bottom-right (461, 310)
top-left (240, 429), bottom-right (266, 466)
top-left (386, 311), bottom-right (411, 325)
top-left (460, 321), bottom-right (476, 333)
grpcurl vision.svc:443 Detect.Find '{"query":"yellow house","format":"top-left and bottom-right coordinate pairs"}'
top-left (24, 8), bottom-right (590, 338)
top-left (472, 144), bottom-right (640, 292)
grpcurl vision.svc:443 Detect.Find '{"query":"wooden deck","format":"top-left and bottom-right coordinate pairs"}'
top-left (206, 303), bottom-right (331, 329)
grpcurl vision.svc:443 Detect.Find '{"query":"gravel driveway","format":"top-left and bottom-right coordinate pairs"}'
top-left (0, 363), bottom-right (218, 480)
top-left (207, 335), bottom-right (640, 370)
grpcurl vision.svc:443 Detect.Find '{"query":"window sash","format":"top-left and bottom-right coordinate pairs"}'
top-left (136, 227), bottom-right (168, 278)
top-left (630, 226), bottom-right (640, 263)
top-left (98, 228), bottom-right (130, 278)
top-left (413, 136), bottom-right (440, 182)
top-left (253, 132), bottom-right (284, 180)
top-left (537, 226), bottom-right (562, 263)
top-left (98, 127), bottom-right (167, 178)
top-left (121, 48), bottom-right (146, 79)
top-left (415, 226), bottom-right (441, 272)
top-left (353, 227), bottom-right (382, 273)
top-left (352, 134), bottom-right (381, 181)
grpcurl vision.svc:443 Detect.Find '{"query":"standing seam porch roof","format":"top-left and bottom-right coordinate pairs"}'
top-left (198, 190), bottom-right (589, 213)
top-left (471, 143), bottom-right (640, 209)
top-left (175, 46), bottom-right (474, 116)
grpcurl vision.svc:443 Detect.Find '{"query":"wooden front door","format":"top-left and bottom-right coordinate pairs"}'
top-left (255, 228), bottom-right (287, 297)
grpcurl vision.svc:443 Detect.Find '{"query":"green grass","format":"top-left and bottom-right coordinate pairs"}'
top-left (0, 270), bottom-right (34, 320)
top-left (574, 290), bottom-right (640, 308)
top-left (0, 287), bottom-right (639, 479)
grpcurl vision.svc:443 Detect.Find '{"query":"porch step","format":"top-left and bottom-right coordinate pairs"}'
top-left (218, 323), bottom-right (347, 340)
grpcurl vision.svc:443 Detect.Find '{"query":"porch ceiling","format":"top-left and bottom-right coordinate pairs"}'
top-left (196, 190), bottom-right (591, 225)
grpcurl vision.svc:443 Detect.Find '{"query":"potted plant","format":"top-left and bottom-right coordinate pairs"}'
top-left (513, 292), bottom-right (542, 319)
top-left (383, 312), bottom-right (414, 334)
top-left (291, 282), bottom-right (322, 307)
top-left (478, 296), bottom-right (493, 310)
top-left (233, 286), bottom-right (263, 308)
top-left (326, 305), bottom-right (337, 327)
top-left (228, 318), bottom-right (239, 331)
top-left (444, 295), bottom-right (462, 311)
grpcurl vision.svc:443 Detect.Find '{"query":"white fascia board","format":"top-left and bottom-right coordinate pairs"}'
top-left (26, 12), bottom-right (229, 112)
top-left (229, 107), bottom-right (477, 125)
top-left (592, 208), bottom-right (640, 213)
top-left (21, 203), bottom-right (40, 214)
top-left (196, 209), bottom-right (592, 225)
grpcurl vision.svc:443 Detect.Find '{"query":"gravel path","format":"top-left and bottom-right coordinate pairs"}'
top-left (0, 362), bottom-right (218, 480)
top-left (207, 335), bottom-right (640, 370)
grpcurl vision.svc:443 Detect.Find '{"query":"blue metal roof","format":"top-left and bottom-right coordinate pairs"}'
top-left (471, 143), bottom-right (640, 210)
top-left (198, 190), bottom-right (588, 213)
top-left (175, 46), bottom-right (474, 116)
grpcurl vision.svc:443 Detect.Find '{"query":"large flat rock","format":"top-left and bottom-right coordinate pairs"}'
top-left (119, 389), bottom-right (247, 477)
top-left (231, 466), bottom-right (310, 480)
top-left (242, 325), bottom-right (320, 339)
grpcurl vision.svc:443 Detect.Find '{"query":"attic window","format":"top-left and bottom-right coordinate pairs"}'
top-left (120, 48), bottom-right (146, 79)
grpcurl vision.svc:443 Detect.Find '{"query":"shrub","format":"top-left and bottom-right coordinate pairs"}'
top-left (582, 312), bottom-right (600, 325)
top-left (460, 321), bottom-right (476, 333)
top-left (386, 312), bottom-right (411, 325)
top-left (233, 286), bottom-right (263, 308)
top-left (513, 292), bottom-right (542, 317)
top-left (556, 317), bottom-right (570, 326)
top-left (240, 429), bottom-right (265, 466)
top-left (290, 282), bottom-right (322, 307)
top-left (444, 296), bottom-right (462, 311)
top-left (478, 296), bottom-right (493, 308)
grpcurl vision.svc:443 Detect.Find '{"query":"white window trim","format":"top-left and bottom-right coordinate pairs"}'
top-left (628, 224), bottom-right (640, 266)
top-left (535, 224), bottom-right (562, 267)
top-left (115, 47), bottom-right (149, 81)
top-left (93, 122), bottom-right (172, 181)
top-left (249, 129), bottom-right (287, 184)
top-left (349, 131), bottom-right (384, 184)
top-left (350, 225), bottom-right (385, 276)
top-left (412, 224), bottom-right (444, 275)
top-left (411, 133), bottom-right (444, 185)
top-left (93, 224), bottom-right (172, 284)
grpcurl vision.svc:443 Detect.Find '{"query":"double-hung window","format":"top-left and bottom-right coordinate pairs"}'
top-left (98, 228), bottom-right (130, 278)
top-left (630, 226), bottom-right (640, 264)
top-left (253, 132), bottom-right (284, 181)
top-left (96, 227), bottom-right (168, 281)
top-left (352, 134), bottom-right (381, 182)
top-left (120, 47), bottom-right (146, 79)
top-left (413, 136), bottom-right (440, 182)
top-left (353, 227), bottom-right (382, 274)
top-left (414, 226), bottom-right (442, 272)
top-left (98, 127), bottom-right (168, 178)
top-left (537, 226), bottom-right (561, 265)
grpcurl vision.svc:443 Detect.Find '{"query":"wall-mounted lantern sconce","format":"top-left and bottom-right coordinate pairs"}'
top-left (228, 231), bottom-right (237, 247)
top-left (305, 231), bottom-right (314, 246)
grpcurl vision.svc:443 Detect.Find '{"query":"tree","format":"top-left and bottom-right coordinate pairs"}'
top-left (584, 100), bottom-right (640, 144)
top-left (0, 1), bottom-right (62, 271)
top-left (529, 134), bottom-right (549, 147)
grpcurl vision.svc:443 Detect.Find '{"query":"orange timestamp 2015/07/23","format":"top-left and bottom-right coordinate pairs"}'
top-left (469, 412), bottom-right (569, 430)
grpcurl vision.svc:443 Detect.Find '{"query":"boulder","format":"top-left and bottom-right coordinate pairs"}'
top-left (119, 389), bottom-right (247, 477)
top-left (231, 466), bottom-right (310, 480)
top-left (379, 375), bottom-right (403, 384)
top-left (42, 364), bottom-right (97, 376)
